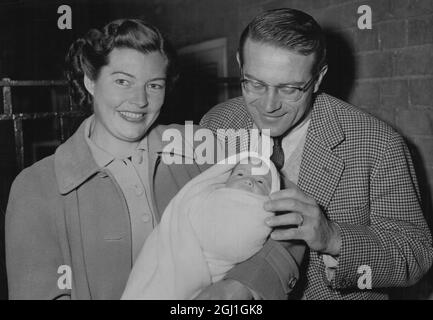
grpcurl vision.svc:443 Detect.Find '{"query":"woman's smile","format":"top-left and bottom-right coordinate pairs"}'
top-left (118, 110), bottom-right (147, 122)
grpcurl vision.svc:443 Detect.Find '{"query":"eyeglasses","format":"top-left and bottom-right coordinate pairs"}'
top-left (240, 71), bottom-right (317, 102)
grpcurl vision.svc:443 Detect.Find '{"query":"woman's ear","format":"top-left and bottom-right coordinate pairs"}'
top-left (313, 65), bottom-right (328, 93)
top-left (83, 74), bottom-right (95, 96)
top-left (236, 51), bottom-right (241, 69)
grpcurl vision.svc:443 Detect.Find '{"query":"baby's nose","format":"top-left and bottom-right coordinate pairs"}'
top-left (241, 177), bottom-right (254, 188)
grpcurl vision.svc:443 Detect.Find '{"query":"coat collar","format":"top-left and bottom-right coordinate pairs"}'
top-left (54, 118), bottom-right (165, 195)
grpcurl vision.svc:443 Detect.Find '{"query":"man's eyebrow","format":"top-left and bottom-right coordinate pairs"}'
top-left (244, 73), bottom-right (304, 86)
top-left (243, 73), bottom-right (264, 83)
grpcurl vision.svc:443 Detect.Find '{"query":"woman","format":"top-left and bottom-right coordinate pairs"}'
top-left (5, 19), bottom-right (300, 300)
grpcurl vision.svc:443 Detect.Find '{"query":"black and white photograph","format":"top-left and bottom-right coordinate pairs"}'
top-left (0, 0), bottom-right (433, 306)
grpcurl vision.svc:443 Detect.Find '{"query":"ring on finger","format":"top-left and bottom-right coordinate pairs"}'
top-left (298, 214), bottom-right (304, 227)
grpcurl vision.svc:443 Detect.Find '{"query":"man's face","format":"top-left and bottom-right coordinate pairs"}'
top-left (240, 39), bottom-right (323, 137)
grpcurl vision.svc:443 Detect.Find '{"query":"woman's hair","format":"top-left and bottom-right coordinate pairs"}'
top-left (238, 8), bottom-right (327, 75)
top-left (65, 19), bottom-right (178, 110)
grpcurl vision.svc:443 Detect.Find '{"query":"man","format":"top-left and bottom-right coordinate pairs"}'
top-left (200, 8), bottom-right (433, 299)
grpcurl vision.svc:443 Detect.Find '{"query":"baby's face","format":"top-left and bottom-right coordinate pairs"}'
top-left (226, 161), bottom-right (272, 196)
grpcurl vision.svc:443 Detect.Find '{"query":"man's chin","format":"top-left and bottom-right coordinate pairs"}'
top-left (256, 123), bottom-right (288, 137)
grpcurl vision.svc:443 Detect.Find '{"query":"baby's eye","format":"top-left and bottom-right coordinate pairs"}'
top-left (257, 179), bottom-right (264, 184)
top-left (236, 172), bottom-right (244, 177)
top-left (115, 79), bottom-right (131, 87)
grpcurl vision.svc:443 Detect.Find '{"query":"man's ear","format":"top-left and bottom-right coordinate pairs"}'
top-left (83, 74), bottom-right (95, 96)
top-left (313, 64), bottom-right (328, 93)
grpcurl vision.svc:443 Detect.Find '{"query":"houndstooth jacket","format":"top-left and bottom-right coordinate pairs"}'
top-left (200, 93), bottom-right (433, 300)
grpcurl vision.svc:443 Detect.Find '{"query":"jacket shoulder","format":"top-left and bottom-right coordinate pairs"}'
top-left (11, 155), bottom-right (55, 192)
top-left (323, 93), bottom-right (402, 143)
top-left (200, 97), bottom-right (252, 132)
top-left (8, 155), bottom-right (58, 204)
top-left (6, 155), bottom-right (60, 234)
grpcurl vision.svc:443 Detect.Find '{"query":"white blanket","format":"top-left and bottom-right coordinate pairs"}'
top-left (121, 152), bottom-right (280, 299)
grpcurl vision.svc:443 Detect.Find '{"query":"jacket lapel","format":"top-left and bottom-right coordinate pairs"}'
top-left (298, 94), bottom-right (345, 213)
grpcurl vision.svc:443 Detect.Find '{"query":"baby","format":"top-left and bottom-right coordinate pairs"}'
top-left (122, 152), bottom-right (280, 300)
top-left (226, 158), bottom-right (273, 196)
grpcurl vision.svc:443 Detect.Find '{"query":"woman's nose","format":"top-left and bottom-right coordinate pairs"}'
top-left (131, 88), bottom-right (148, 108)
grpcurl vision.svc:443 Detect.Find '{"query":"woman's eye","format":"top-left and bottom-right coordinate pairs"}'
top-left (147, 82), bottom-right (166, 90)
top-left (257, 179), bottom-right (264, 184)
top-left (115, 79), bottom-right (130, 86)
top-left (236, 172), bottom-right (244, 177)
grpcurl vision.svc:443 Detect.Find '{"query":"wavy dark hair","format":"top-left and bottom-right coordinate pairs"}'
top-left (238, 8), bottom-right (327, 75)
top-left (65, 19), bottom-right (178, 110)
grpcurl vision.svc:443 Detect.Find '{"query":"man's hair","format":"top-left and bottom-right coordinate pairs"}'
top-left (238, 8), bottom-right (327, 74)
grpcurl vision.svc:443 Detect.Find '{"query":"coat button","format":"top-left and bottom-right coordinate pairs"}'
top-left (141, 214), bottom-right (150, 222)
top-left (287, 277), bottom-right (297, 290)
top-left (98, 171), bottom-right (109, 178)
top-left (341, 278), bottom-right (351, 287)
top-left (322, 166), bottom-right (331, 175)
top-left (134, 184), bottom-right (144, 196)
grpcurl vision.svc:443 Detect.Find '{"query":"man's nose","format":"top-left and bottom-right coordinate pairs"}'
top-left (263, 87), bottom-right (282, 113)
top-left (131, 88), bottom-right (148, 108)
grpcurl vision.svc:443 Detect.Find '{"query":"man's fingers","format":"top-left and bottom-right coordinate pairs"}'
top-left (269, 188), bottom-right (316, 205)
top-left (265, 212), bottom-right (304, 227)
top-left (270, 227), bottom-right (303, 241)
top-left (264, 197), bottom-right (309, 213)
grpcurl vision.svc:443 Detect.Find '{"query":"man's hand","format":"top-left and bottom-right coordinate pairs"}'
top-left (194, 279), bottom-right (254, 300)
top-left (264, 181), bottom-right (341, 256)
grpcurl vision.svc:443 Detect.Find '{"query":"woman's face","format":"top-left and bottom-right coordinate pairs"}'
top-left (85, 47), bottom-right (168, 148)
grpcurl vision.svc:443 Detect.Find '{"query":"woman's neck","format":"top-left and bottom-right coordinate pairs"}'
top-left (90, 121), bottom-right (140, 159)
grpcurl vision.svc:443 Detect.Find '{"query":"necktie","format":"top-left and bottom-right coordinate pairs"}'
top-left (270, 137), bottom-right (285, 171)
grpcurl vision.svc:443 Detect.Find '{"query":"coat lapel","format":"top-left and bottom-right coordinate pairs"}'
top-left (298, 94), bottom-right (345, 213)
top-left (54, 118), bottom-right (131, 299)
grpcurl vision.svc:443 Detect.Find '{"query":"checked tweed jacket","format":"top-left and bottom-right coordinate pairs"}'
top-left (200, 93), bottom-right (433, 300)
